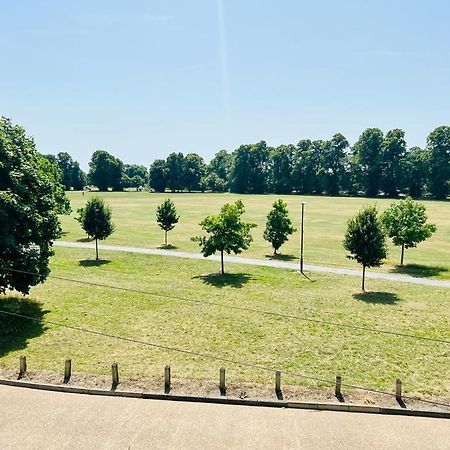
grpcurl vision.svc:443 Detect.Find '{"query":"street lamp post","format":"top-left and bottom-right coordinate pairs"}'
top-left (300, 201), bottom-right (306, 273)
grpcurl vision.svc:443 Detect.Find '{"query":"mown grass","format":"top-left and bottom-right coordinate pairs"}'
top-left (60, 192), bottom-right (450, 279)
top-left (0, 247), bottom-right (448, 399)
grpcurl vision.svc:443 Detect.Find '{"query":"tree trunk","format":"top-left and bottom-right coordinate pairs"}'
top-left (362, 265), bottom-right (366, 291)
top-left (165, 230), bottom-right (168, 246)
top-left (400, 244), bottom-right (405, 266)
top-left (95, 238), bottom-right (99, 260)
top-left (220, 249), bottom-right (224, 275)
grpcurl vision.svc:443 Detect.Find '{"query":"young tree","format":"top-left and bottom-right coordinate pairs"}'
top-left (192, 200), bottom-right (256, 274)
top-left (263, 199), bottom-right (297, 255)
top-left (343, 206), bottom-right (387, 291)
top-left (0, 117), bottom-right (69, 295)
top-left (381, 197), bottom-right (436, 266)
top-left (76, 197), bottom-right (115, 260)
top-left (156, 199), bottom-right (179, 245)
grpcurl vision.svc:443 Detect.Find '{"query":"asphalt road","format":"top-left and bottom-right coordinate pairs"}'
top-left (0, 386), bottom-right (448, 449)
top-left (56, 241), bottom-right (450, 288)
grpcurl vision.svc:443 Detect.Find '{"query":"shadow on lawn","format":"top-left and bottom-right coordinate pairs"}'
top-left (77, 237), bottom-right (93, 243)
top-left (265, 254), bottom-right (297, 262)
top-left (353, 291), bottom-right (400, 304)
top-left (78, 259), bottom-right (111, 267)
top-left (193, 273), bottom-right (254, 288)
top-left (0, 296), bottom-right (47, 358)
top-left (157, 244), bottom-right (178, 250)
top-left (390, 264), bottom-right (448, 279)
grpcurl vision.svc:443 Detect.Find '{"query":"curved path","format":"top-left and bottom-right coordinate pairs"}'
top-left (55, 241), bottom-right (450, 288)
top-left (1, 385), bottom-right (449, 449)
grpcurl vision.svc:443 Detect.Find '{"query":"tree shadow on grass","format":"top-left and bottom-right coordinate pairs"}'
top-left (0, 296), bottom-right (47, 358)
top-left (157, 244), bottom-right (178, 250)
top-left (390, 264), bottom-right (448, 279)
top-left (193, 273), bottom-right (254, 288)
top-left (265, 254), bottom-right (297, 262)
top-left (78, 259), bottom-right (111, 267)
top-left (77, 237), bottom-right (93, 243)
top-left (353, 291), bottom-right (400, 305)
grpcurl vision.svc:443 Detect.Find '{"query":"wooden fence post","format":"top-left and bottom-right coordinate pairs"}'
top-left (275, 371), bottom-right (281, 394)
top-left (395, 379), bottom-right (402, 401)
top-left (219, 367), bottom-right (226, 395)
top-left (19, 356), bottom-right (27, 378)
top-left (112, 363), bottom-right (119, 387)
top-left (64, 359), bottom-right (72, 383)
top-left (335, 374), bottom-right (342, 397)
top-left (164, 366), bottom-right (171, 394)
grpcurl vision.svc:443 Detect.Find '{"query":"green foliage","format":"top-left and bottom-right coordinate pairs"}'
top-left (192, 200), bottom-right (257, 273)
top-left (49, 152), bottom-right (86, 190)
top-left (381, 197), bottom-right (436, 265)
top-left (149, 159), bottom-right (167, 192)
top-left (183, 153), bottom-right (206, 192)
top-left (166, 152), bottom-right (185, 192)
top-left (343, 206), bottom-right (387, 289)
top-left (380, 129), bottom-right (406, 197)
top-left (88, 150), bottom-right (124, 191)
top-left (156, 199), bottom-right (179, 244)
top-left (427, 126), bottom-right (450, 200)
top-left (76, 196), bottom-right (115, 258)
top-left (0, 117), bottom-right (68, 294)
top-left (263, 199), bottom-right (297, 254)
top-left (203, 173), bottom-right (228, 192)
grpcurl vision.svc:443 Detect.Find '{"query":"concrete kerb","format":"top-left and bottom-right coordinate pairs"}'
top-left (0, 378), bottom-right (448, 419)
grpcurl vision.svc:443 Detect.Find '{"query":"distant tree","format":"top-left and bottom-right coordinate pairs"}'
top-left (183, 153), bottom-right (206, 192)
top-left (426, 126), bottom-right (450, 199)
top-left (88, 150), bottom-right (124, 191)
top-left (203, 173), bottom-right (228, 192)
top-left (381, 129), bottom-right (406, 197)
top-left (269, 145), bottom-right (294, 194)
top-left (353, 128), bottom-right (384, 197)
top-left (381, 197), bottom-right (436, 266)
top-left (291, 139), bottom-right (315, 194)
top-left (156, 199), bottom-right (179, 246)
top-left (149, 159), bottom-right (167, 192)
top-left (166, 152), bottom-right (185, 192)
top-left (209, 149), bottom-right (232, 184)
top-left (192, 200), bottom-right (256, 274)
top-left (0, 117), bottom-right (68, 294)
top-left (76, 196), bottom-right (115, 260)
top-left (263, 199), bottom-right (297, 255)
top-left (321, 134), bottom-right (349, 195)
top-left (124, 164), bottom-right (148, 184)
top-left (343, 206), bottom-right (387, 291)
top-left (229, 144), bottom-right (251, 193)
top-left (400, 147), bottom-right (428, 198)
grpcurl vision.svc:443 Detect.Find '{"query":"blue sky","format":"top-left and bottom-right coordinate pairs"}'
top-left (1, 0), bottom-right (449, 170)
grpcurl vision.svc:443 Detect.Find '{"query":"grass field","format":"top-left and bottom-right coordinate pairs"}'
top-left (1, 247), bottom-right (449, 400)
top-left (60, 192), bottom-right (450, 280)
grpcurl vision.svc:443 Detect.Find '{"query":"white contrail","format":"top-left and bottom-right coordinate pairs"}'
top-left (217, 0), bottom-right (230, 114)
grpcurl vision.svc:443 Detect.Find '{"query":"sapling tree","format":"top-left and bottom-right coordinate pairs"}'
top-left (192, 200), bottom-right (256, 274)
top-left (381, 197), bottom-right (436, 266)
top-left (76, 196), bottom-right (115, 260)
top-left (263, 199), bottom-right (297, 255)
top-left (156, 199), bottom-right (179, 246)
top-left (343, 206), bottom-right (387, 291)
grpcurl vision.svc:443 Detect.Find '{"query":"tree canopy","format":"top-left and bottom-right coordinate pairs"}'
top-left (156, 199), bottom-right (179, 245)
top-left (0, 117), bottom-right (68, 294)
top-left (88, 150), bottom-right (124, 191)
top-left (192, 200), bottom-right (256, 274)
top-left (381, 197), bottom-right (436, 265)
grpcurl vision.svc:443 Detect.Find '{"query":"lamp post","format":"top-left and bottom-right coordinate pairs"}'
top-left (300, 201), bottom-right (306, 273)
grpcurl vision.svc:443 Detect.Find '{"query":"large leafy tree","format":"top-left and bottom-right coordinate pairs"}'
top-left (291, 139), bottom-right (315, 194)
top-left (400, 147), bottom-right (428, 198)
top-left (0, 117), bottom-right (68, 294)
top-left (343, 206), bottom-right (387, 291)
top-left (192, 200), bottom-right (256, 274)
top-left (156, 199), bottom-right (179, 245)
top-left (209, 149), bottom-right (232, 186)
top-left (263, 199), bottom-right (297, 254)
top-left (166, 152), bottom-right (185, 192)
top-left (53, 152), bottom-right (86, 190)
top-left (321, 133), bottom-right (349, 195)
top-left (353, 128), bottom-right (384, 197)
top-left (76, 196), bottom-right (115, 260)
top-left (381, 197), bottom-right (436, 265)
top-left (381, 129), bottom-right (406, 197)
top-left (427, 126), bottom-right (450, 200)
top-left (183, 153), bottom-right (206, 192)
top-left (149, 159), bottom-right (167, 192)
top-left (88, 150), bottom-right (124, 191)
top-left (269, 145), bottom-right (294, 194)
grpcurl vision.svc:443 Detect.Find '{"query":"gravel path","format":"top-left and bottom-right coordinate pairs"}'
top-left (55, 241), bottom-right (450, 288)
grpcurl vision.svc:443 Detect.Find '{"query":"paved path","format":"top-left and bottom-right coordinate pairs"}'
top-left (55, 241), bottom-right (450, 288)
top-left (0, 386), bottom-right (448, 449)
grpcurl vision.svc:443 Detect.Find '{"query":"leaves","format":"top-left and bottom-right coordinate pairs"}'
top-left (263, 199), bottom-right (297, 253)
top-left (77, 196), bottom-right (115, 241)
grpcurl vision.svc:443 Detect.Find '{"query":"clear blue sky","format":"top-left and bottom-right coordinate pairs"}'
top-left (2, 0), bottom-right (449, 170)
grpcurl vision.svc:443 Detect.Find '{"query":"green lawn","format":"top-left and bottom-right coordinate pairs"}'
top-left (1, 247), bottom-right (448, 400)
top-left (60, 192), bottom-right (450, 280)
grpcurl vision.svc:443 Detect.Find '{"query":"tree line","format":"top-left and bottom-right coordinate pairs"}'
top-left (45, 125), bottom-right (449, 200)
